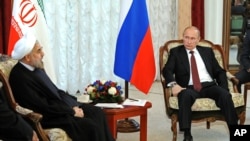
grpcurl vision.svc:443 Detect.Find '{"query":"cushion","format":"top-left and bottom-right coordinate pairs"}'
top-left (44, 128), bottom-right (72, 141)
top-left (169, 92), bottom-right (244, 111)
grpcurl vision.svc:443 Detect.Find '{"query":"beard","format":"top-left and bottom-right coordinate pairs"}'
top-left (31, 59), bottom-right (44, 69)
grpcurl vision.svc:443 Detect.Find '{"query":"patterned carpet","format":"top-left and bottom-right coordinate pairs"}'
top-left (116, 81), bottom-right (250, 141)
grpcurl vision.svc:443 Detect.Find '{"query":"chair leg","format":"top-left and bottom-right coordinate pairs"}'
top-left (244, 83), bottom-right (250, 109)
top-left (206, 121), bottom-right (210, 129)
top-left (171, 114), bottom-right (178, 141)
top-left (238, 111), bottom-right (246, 125)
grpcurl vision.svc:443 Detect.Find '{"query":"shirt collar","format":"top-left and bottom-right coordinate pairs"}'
top-left (186, 48), bottom-right (198, 54)
top-left (19, 61), bottom-right (35, 71)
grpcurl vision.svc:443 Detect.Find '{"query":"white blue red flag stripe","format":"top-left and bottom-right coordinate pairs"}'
top-left (114, 0), bottom-right (155, 94)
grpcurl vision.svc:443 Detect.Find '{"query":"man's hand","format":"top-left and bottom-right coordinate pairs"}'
top-left (171, 84), bottom-right (186, 96)
top-left (73, 106), bottom-right (84, 118)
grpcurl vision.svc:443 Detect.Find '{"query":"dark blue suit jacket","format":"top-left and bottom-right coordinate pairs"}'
top-left (240, 29), bottom-right (250, 70)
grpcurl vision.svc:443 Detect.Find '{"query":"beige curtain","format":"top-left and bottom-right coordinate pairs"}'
top-left (178, 0), bottom-right (192, 38)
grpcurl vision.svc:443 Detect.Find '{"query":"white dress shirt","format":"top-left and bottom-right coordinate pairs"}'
top-left (186, 48), bottom-right (213, 85)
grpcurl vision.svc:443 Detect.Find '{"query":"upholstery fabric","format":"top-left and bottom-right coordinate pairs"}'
top-left (44, 128), bottom-right (72, 141)
top-left (0, 54), bottom-right (17, 77)
top-left (16, 105), bottom-right (33, 115)
top-left (169, 93), bottom-right (244, 111)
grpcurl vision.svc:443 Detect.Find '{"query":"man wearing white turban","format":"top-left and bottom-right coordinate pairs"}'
top-left (9, 33), bottom-right (115, 141)
top-left (11, 32), bottom-right (37, 60)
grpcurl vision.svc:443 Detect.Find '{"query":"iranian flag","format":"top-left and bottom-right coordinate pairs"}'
top-left (8, 0), bottom-right (56, 83)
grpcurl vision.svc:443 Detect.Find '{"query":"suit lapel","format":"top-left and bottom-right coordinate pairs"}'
top-left (179, 46), bottom-right (190, 73)
top-left (197, 47), bottom-right (213, 75)
top-left (197, 47), bottom-right (209, 66)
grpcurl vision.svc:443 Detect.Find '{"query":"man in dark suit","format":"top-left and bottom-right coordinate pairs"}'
top-left (235, 29), bottom-right (250, 92)
top-left (9, 32), bottom-right (114, 141)
top-left (0, 82), bottom-right (39, 141)
top-left (231, 0), bottom-right (246, 14)
top-left (162, 26), bottom-right (238, 141)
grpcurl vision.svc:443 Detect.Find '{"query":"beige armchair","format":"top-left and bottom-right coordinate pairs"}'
top-left (159, 39), bottom-right (246, 141)
top-left (0, 54), bottom-right (71, 141)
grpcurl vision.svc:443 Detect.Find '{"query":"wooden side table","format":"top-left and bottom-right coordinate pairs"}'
top-left (103, 101), bottom-right (152, 141)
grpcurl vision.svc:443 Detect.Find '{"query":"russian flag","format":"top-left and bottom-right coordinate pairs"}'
top-left (114, 0), bottom-right (155, 94)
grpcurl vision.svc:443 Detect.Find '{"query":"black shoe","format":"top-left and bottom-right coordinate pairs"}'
top-left (183, 135), bottom-right (193, 141)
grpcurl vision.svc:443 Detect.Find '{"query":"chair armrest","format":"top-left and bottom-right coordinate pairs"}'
top-left (15, 105), bottom-right (49, 141)
top-left (229, 77), bottom-right (239, 85)
top-left (226, 72), bottom-right (239, 85)
top-left (26, 112), bottom-right (43, 123)
top-left (15, 105), bottom-right (43, 123)
top-left (164, 87), bottom-right (172, 106)
top-left (226, 72), bottom-right (240, 93)
top-left (160, 80), bottom-right (175, 117)
top-left (16, 105), bottom-right (33, 115)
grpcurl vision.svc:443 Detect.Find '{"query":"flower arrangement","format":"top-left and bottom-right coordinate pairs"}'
top-left (85, 80), bottom-right (123, 103)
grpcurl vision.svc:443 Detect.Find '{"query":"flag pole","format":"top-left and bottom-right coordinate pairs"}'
top-left (117, 80), bottom-right (140, 132)
top-left (125, 80), bottom-right (129, 98)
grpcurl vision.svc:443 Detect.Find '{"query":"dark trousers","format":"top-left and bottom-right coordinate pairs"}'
top-left (235, 69), bottom-right (250, 93)
top-left (177, 84), bottom-right (238, 130)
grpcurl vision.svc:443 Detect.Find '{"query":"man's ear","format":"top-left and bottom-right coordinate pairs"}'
top-left (197, 37), bottom-right (201, 42)
top-left (23, 54), bottom-right (31, 62)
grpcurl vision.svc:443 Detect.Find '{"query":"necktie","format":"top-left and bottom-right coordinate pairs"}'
top-left (190, 51), bottom-right (202, 92)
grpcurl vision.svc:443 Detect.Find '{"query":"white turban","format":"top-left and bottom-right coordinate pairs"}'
top-left (11, 32), bottom-right (36, 60)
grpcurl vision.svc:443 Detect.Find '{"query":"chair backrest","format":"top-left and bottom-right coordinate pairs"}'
top-left (0, 54), bottom-right (17, 78)
top-left (0, 55), bottom-right (18, 109)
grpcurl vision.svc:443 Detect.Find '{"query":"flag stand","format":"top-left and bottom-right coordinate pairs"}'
top-left (117, 81), bottom-right (140, 132)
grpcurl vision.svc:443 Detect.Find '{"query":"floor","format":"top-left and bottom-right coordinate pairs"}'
top-left (229, 44), bottom-right (240, 65)
top-left (229, 44), bottom-right (239, 65)
top-left (115, 81), bottom-right (250, 141)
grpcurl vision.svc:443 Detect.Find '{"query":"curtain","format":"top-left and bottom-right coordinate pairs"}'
top-left (1, 0), bottom-right (177, 94)
top-left (191, 0), bottom-right (204, 39)
top-left (43, 0), bottom-right (176, 94)
top-left (0, 0), bottom-right (224, 94)
top-left (0, 0), bottom-right (11, 54)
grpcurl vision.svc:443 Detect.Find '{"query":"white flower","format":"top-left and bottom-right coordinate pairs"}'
top-left (108, 87), bottom-right (117, 95)
top-left (86, 86), bottom-right (95, 93)
top-left (101, 80), bottom-right (106, 84)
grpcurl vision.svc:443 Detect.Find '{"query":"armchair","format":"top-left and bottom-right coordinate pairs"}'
top-left (0, 54), bottom-right (71, 141)
top-left (159, 39), bottom-right (246, 141)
